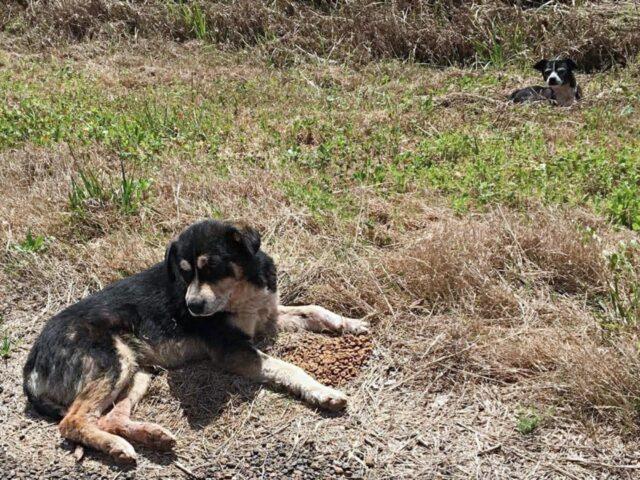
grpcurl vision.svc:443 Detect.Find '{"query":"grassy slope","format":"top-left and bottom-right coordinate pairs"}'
top-left (2, 49), bottom-right (640, 227)
top-left (2, 19), bottom-right (640, 480)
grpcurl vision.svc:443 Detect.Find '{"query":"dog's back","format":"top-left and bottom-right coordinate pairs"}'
top-left (510, 85), bottom-right (554, 103)
top-left (23, 264), bottom-right (170, 419)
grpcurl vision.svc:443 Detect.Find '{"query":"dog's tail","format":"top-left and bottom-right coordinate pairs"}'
top-left (23, 351), bottom-right (65, 420)
top-left (23, 385), bottom-right (65, 420)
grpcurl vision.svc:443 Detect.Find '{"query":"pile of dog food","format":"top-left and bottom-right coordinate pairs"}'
top-left (280, 334), bottom-right (373, 387)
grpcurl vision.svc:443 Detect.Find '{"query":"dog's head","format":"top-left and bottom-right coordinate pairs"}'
top-left (165, 220), bottom-right (261, 317)
top-left (533, 59), bottom-right (578, 86)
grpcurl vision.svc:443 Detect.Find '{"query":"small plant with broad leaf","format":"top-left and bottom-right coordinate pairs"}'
top-left (14, 228), bottom-right (49, 254)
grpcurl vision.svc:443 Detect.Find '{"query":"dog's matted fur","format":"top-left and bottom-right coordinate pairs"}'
top-left (23, 220), bottom-right (368, 463)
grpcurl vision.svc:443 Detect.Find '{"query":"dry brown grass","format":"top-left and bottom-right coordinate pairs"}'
top-left (2, 1), bottom-right (639, 70)
top-left (5, 139), bottom-right (640, 476)
top-left (3, 39), bottom-right (640, 478)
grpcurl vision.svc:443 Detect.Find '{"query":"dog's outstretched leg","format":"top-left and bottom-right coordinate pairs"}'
top-left (277, 305), bottom-right (369, 335)
top-left (224, 346), bottom-right (348, 411)
top-left (98, 371), bottom-right (176, 451)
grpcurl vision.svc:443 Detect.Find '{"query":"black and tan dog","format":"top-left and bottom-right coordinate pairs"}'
top-left (23, 220), bottom-right (368, 463)
top-left (510, 59), bottom-right (582, 106)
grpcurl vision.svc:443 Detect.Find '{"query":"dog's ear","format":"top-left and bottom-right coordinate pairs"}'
top-left (228, 222), bottom-right (261, 256)
top-left (165, 241), bottom-right (177, 282)
top-left (565, 59), bottom-right (578, 71)
top-left (533, 59), bottom-right (548, 72)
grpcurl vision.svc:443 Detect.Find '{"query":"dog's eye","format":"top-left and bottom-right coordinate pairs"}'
top-left (199, 256), bottom-right (229, 279)
top-left (179, 267), bottom-right (193, 282)
top-left (201, 257), bottom-right (218, 271)
top-left (544, 69), bottom-right (552, 74)
top-left (557, 68), bottom-right (566, 73)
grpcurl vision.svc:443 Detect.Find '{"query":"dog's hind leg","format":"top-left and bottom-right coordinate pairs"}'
top-left (58, 337), bottom-right (138, 464)
top-left (277, 305), bottom-right (369, 335)
top-left (59, 377), bottom-right (137, 464)
top-left (97, 371), bottom-right (176, 451)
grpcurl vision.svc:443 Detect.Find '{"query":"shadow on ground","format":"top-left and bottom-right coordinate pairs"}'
top-left (166, 361), bottom-right (261, 430)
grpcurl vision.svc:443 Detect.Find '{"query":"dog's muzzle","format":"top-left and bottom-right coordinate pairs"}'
top-left (187, 293), bottom-right (230, 316)
top-left (546, 72), bottom-right (561, 86)
top-left (186, 282), bottom-right (231, 317)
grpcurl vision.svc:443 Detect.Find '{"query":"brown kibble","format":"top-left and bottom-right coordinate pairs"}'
top-left (279, 333), bottom-right (373, 386)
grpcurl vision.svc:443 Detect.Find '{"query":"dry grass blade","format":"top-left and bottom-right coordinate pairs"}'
top-left (0, 1), bottom-right (638, 69)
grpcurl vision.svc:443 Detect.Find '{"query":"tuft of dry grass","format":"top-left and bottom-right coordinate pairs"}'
top-left (356, 208), bottom-right (607, 315)
top-left (2, 1), bottom-right (639, 69)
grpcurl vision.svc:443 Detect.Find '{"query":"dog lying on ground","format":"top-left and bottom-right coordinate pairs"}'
top-left (509, 59), bottom-right (582, 106)
top-left (23, 220), bottom-right (369, 463)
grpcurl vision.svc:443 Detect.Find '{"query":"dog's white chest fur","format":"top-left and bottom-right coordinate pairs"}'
top-left (226, 284), bottom-right (279, 337)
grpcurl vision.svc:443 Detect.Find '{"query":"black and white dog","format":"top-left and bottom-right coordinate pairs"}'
top-left (24, 220), bottom-right (368, 463)
top-left (510, 59), bottom-right (582, 106)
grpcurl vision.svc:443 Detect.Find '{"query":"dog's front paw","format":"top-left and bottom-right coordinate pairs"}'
top-left (342, 317), bottom-right (370, 335)
top-left (307, 387), bottom-right (348, 411)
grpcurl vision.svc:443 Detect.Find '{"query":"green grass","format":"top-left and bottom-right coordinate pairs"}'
top-left (0, 314), bottom-right (9, 359)
top-left (599, 241), bottom-right (640, 328)
top-left (174, 1), bottom-right (208, 41)
top-left (14, 228), bottom-right (48, 254)
top-left (1, 53), bottom-right (640, 229)
top-left (0, 336), bottom-right (10, 359)
top-left (69, 161), bottom-right (152, 216)
top-left (516, 410), bottom-right (540, 435)
top-left (282, 179), bottom-right (351, 221)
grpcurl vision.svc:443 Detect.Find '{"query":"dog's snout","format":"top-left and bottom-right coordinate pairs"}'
top-left (187, 298), bottom-right (205, 315)
top-left (185, 279), bottom-right (231, 316)
top-left (546, 71), bottom-right (561, 86)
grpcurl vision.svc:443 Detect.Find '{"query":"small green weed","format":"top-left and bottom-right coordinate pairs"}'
top-left (600, 241), bottom-right (640, 327)
top-left (69, 169), bottom-right (110, 212)
top-left (14, 228), bottom-right (48, 254)
top-left (69, 161), bottom-right (152, 216)
top-left (606, 180), bottom-right (640, 231)
top-left (0, 336), bottom-right (10, 359)
top-left (118, 160), bottom-right (153, 215)
top-left (176, 2), bottom-right (208, 40)
top-left (516, 409), bottom-right (540, 435)
top-left (282, 180), bottom-right (337, 217)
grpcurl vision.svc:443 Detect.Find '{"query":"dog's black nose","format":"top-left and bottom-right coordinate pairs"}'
top-left (187, 299), bottom-right (205, 315)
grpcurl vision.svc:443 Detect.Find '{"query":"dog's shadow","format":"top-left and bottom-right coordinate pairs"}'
top-left (165, 361), bottom-right (262, 430)
top-left (165, 334), bottom-right (348, 429)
